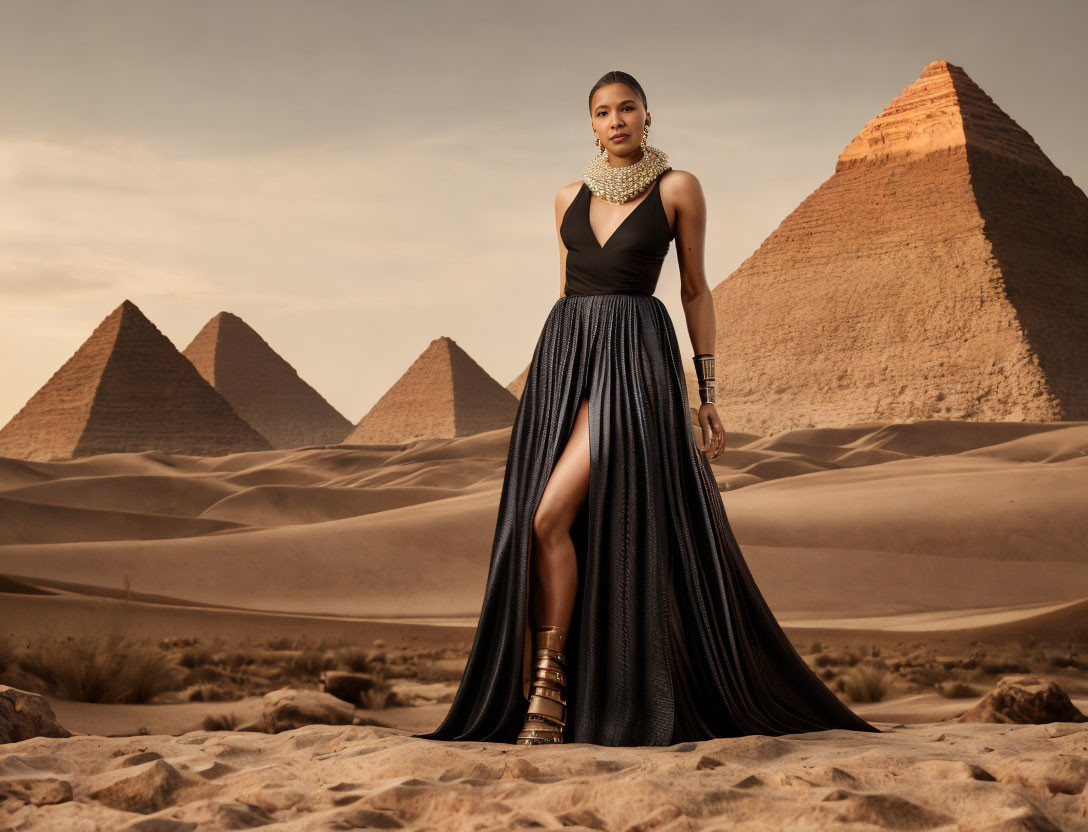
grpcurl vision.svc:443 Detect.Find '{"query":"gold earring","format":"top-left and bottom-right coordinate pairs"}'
top-left (595, 134), bottom-right (604, 153)
top-left (641, 124), bottom-right (649, 151)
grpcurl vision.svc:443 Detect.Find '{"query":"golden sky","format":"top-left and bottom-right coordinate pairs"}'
top-left (1, 0), bottom-right (1085, 426)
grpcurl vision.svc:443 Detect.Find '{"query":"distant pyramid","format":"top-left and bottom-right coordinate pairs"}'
top-left (183, 311), bottom-right (353, 449)
top-left (0, 300), bottom-right (272, 461)
top-left (345, 336), bottom-right (519, 444)
top-left (506, 364), bottom-right (530, 399)
top-left (710, 59), bottom-right (1088, 434)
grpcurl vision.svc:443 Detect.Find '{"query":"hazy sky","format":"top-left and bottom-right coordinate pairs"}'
top-left (1, 0), bottom-right (1085, 427)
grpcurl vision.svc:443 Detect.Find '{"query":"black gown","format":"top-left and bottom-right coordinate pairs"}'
top-left (413, 172), bottom-right (881, 745)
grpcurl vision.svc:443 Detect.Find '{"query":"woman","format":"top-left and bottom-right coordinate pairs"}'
top-left (414, 71), bottom-right (881, 746)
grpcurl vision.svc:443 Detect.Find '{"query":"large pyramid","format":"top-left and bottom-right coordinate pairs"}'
top-left (345, 336), bottom-right (519, 445)
top-left (183, 311), bottom-right (353, 449)
top-left (0, 300), bottom-right (272, 461)
top-left (711, 59), bottom-right (1088, 434)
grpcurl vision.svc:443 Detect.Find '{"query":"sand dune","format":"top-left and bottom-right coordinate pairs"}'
top-left (849, 420), bottom-right (1084, 457)
top-left (0, 489), bottom-right (501, 616)
top-left (379, 428), bottom-right (514, 464)
top-left (745, 423), bottom-right (901, 456)
top-left (0, 451), bottom-right (223, 490)
top-left (741, 545), bottom-right (1088, 619)
top-left (958, 424), bottom-right (1088, 463)
top-left (0, 592), bottom-right (477, 650)
top-left (776, 596), bottom-right (1088, 659)
top-left (0, 495), bottom-right (244, 544)
top-left (4, 474), bottom-right (239, 516)
top-left (199, 484), bottom-right (464, 526)
top-left (0, 420), bottom-right (1083, 620)
top-left (783, 596), bottom-right (1088, 631)
top-left (727, 456), bottom-right (1086, 561)
top-left (0, 457), bottom-right (57, 490)
top-left (921, 595), bottom-right (1088, 646)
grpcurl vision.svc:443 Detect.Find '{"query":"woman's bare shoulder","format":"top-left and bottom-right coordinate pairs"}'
top-left (555, 179), bottom-right (584, 218)
top-left (556, 179), bottom-right (583, 205)
top-left (659, 169), bottom-right (702, 197)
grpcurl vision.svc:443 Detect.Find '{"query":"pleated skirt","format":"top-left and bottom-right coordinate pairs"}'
top-left (413, 293), bottom-right (881, 746)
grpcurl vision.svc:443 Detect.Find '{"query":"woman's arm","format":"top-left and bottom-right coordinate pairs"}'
top-left (663, 170), bottom-right (726, 459)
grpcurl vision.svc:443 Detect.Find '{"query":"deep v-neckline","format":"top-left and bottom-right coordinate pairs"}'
top-left (585, 178), bottom-right (661, 250)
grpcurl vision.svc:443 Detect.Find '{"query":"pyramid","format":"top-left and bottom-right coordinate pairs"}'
top-left (345, 336), bottom-right (519, 444)
top-left (710, 59), bottom-right (1088, 434)
top-left (183, 311), bottom-right (353, 449)
top-left (506, 364), bottom-right (530, 399)
top-left (0, 300), bottom-right (272, 461)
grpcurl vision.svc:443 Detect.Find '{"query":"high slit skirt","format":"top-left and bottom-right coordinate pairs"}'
top-left (413, 292), bottom-right (881, 746)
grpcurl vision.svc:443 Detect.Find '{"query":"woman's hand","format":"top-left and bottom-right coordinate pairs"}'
top-left (695, 402), bottom-right (726, 460)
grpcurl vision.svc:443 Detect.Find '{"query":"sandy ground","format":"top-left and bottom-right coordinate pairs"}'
top-left (783, 597), bottom-right (1088, 631)
top-left (36, 683), bottom-right (1088, 740)
top-left (3, 720), bottom-right (1087, 830)
top-left (1, 420), bottom-right (1086, 828)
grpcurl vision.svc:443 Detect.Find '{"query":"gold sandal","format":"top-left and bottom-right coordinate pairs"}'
top-left (516, 624), bottom-right (568, 744)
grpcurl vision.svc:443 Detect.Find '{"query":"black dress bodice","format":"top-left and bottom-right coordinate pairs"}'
top-left (560, 174), bottom-right (675, 297)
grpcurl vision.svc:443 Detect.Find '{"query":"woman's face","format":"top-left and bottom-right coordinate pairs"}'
top-left (590, 83), bottom-right (648, 157)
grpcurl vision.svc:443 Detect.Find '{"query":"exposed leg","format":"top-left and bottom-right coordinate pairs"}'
top-left (530, 395), bottom-right (590, 635)
top-left (517, 396), bottom-right (590, 745)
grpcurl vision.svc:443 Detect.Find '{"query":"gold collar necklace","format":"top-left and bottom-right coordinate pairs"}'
top-left (584, 145), bottom-right (672, 204)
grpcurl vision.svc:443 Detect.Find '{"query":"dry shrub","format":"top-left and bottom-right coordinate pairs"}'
top-left (1044, 649), bottom-right (1086, 671)
top-left (265, 635), bottom-right (300, 651)
top-left (842, 664), bottom-right (891, 703)
top-left (360, 682), bottom-right (393, 710)
top-left (202, 712), bottom-right (240, 731)
top-left (813, 651), bottom-right (860, 669)
top-left (220, 649), bottom-right (260, 671)
top-left (937, 680), bottom-right (979, 699)
top-left (19, 632), bottom-right (183, 703)
top-left (182, 665), bottom-right (231, 686)
top-left (981, 658), bottom-right (1031, 675)
top-left (335, 646), bottom-right (376, 673)
top-left (188, 682), bottom-right (241, 702)
top-left (178, 644), bottom-right (215, 669)
top-left (904, 665), bottom-right (954, 688)
top-left (289, 649), bottom-right (333, 676)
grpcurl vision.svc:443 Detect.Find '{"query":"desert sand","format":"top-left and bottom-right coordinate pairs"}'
top-left (0, 419), bottom-right (1084, 620)
top-left (3, 707), bottom-right (1088, 829)
top-left (0, 417), bottom-right (1085, 829)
